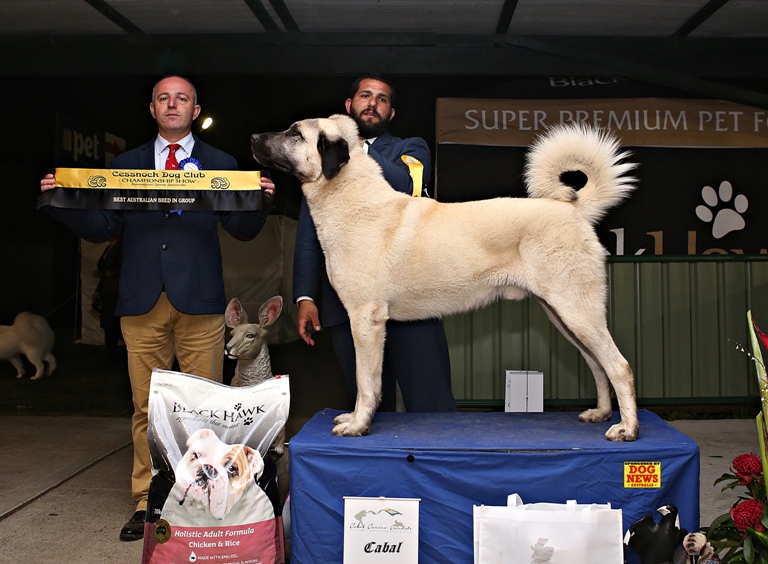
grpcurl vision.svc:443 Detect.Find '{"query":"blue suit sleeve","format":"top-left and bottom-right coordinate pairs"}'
top-left (292, 195), bottom-right (323, 302)
top-left (369, 137), bottom-right (432, 195)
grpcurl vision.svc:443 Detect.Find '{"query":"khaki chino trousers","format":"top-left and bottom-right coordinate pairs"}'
top-left (120, 292), bottom-right (225, 511)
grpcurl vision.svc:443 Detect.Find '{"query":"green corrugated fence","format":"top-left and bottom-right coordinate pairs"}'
top-left (444, 256), bottom-right (768, 407)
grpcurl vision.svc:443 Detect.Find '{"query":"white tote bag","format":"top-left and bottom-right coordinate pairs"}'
top-left (473, 494), bottom-right (624, 564)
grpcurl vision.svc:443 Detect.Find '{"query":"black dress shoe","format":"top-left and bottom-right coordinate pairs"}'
top-left (119, 510), bottom-right (146, 541)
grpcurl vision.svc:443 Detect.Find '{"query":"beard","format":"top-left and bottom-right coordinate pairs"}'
top-left (349, 106), bottom-right (391, 139)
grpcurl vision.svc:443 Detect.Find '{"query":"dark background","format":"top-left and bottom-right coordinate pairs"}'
top-left (1, 73), bottom-right (766, 332)
top-left (437, 145), bottom-right (768, 256)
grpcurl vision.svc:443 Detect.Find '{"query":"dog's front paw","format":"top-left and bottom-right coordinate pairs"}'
top-left (578, 408), bottom-right (612, 423)
top-left (332, 420), bottom-right (370, 437)
top-left (333, 412), bottom-right (354, 424)
top-left (605, 421), bottom-right (639, 442)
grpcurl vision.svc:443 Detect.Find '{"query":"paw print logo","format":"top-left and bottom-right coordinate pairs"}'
top-left (695, 181), bottom-right (748, 239)
top-left (234, 403), bottom-right (242, 411)
top-left (243, 417), bottom-right (253, 426)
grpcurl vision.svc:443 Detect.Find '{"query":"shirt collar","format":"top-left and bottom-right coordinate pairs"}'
top-left (363, 137), bottom-right (377, 154)
top-left (155, 132), bottom-right (195, 157)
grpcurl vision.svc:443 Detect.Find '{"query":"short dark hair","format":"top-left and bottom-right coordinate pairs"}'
top-left (349, 74), bottom-right (397, 107)
top-left (151, 75), bottom-right (198, 105)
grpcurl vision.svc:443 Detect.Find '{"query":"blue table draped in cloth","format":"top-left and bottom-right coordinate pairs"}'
top-left (289, 409), bottom-right (699, 564)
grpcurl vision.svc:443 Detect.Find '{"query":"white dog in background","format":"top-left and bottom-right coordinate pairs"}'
top-left (0, 312), bottom-right (56, 380)
top-left (164, 429), bottom-right (274, 527)
top-left (251, 116), bottom-right (638, 441)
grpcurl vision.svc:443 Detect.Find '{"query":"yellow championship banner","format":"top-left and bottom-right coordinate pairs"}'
top-left (55, 168), bottom-right (261, 191)
top-left (40, 168), bottom-right (265, 212)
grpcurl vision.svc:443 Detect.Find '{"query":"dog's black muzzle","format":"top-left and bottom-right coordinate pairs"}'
top-left (250, 133), bottom-right (294, 175)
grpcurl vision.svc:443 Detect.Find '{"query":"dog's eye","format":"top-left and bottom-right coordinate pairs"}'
top-left (227, 464), bottom-right (239, 478)
top-left (190, 451), bottom-right (200, 460)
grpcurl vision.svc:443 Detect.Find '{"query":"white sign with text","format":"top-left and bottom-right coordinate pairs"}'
top-left (343, 496), bottom-right (420, 563)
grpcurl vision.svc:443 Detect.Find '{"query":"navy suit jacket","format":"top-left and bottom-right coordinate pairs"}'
top-left (292, 131), bottom-right (431, 327)
top-left (46, 136), bottom-right (269, 317)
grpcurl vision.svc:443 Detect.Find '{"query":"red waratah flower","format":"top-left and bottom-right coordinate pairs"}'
top-left (731, 498), bottom-right (766, 533)
top-left (732, 453), bottom-right (764, 485)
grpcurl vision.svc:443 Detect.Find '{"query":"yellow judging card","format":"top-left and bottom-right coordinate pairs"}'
top-left (55, 168), bottom-right (261, 191)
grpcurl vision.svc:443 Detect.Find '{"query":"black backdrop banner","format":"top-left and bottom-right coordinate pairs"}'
top-left (436, 98), bottom-right (768, 256)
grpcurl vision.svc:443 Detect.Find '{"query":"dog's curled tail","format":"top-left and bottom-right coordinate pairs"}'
top-left (523, 123), bottom-right (637, 225)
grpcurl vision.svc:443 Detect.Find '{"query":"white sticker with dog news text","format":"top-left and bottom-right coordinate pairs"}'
top-left (343, 496), bottom-right (420, 564)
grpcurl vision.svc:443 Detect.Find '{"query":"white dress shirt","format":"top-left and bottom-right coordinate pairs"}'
top-left (154, 132), bottom-right (195, 170)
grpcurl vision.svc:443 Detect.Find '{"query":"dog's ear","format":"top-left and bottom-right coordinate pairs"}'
top-left (244, 446), bottom-right (265, 479)
top-left (317, 132), bottom-right (350, 180)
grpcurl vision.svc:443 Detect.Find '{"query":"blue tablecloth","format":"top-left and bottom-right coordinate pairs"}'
top-left (289, 409), bottom-right (700, 564)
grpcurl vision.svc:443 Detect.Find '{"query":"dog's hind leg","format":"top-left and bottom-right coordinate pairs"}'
top-left (536, 296), bottom-right (638, 441)
top-left (537, 298), bottom-right (613, 422)
top-left (9, 355), bottom-right (25, 379)
top-left (27, 353), bottom-right (47, 381)
top-left (332, 303), bottom-right (388, 437)
top-left (44, 353), bottom-right (56, 376)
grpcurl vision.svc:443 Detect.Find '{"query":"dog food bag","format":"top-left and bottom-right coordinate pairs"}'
top-left (142, 368), bottom-right (289, 564)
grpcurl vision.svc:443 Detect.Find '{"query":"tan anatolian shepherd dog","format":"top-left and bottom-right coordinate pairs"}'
top-left (251, 115), bottom-right (638, 441)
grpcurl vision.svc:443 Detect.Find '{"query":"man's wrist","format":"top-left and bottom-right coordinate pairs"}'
top-left (296, 296), bottom-right (314, 305)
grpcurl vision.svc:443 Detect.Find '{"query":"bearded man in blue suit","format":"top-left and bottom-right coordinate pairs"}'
top-left (41, 75), bottom-right (275, 541)
top-left (293, 74), bottom-right (456, 416)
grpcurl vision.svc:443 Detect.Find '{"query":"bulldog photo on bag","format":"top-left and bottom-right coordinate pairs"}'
top-left (163, 428), bottom-right (275, 527)
top-left (251, 115), bottom-right (638, 441)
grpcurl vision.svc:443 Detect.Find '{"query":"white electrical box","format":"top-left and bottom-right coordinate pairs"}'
top-left (504, 370), bottom-right (544, 412)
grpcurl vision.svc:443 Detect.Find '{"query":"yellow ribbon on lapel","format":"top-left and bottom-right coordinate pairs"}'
top-left (401, 155), bottom-right (424, 198)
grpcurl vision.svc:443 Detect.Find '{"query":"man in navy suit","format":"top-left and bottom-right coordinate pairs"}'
top-left (293, 74), bottom-right (456, 415)
top-left (41, 75), bottom-right (275, 541)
